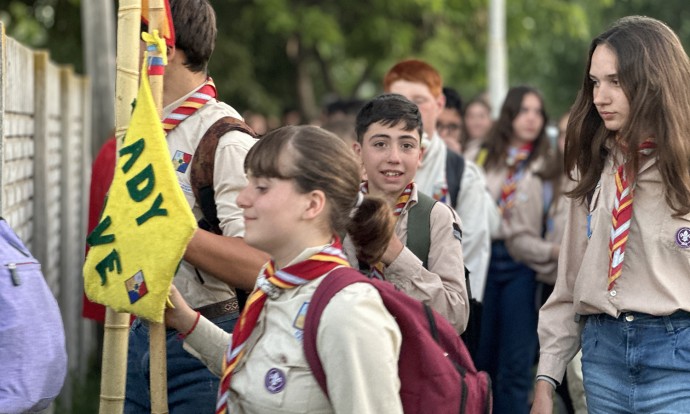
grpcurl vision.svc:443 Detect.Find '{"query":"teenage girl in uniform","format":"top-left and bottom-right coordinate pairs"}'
top-left (166, 125), bottom-right (403, 413)
top-left (532, 16), bottom-right (690, 414)
top-left (475, 85), bottom-right (552, 414)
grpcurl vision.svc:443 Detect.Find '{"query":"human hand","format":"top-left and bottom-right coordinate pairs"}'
top-left (164, 284), bottom-right (197, 333)
top-left (380, 233), bottom-right (404, 265)
top-left (530, 380), bottom-right (554, 414)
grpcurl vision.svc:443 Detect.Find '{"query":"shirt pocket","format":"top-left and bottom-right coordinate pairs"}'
top-left (240, 335), bottom-right (327, 413)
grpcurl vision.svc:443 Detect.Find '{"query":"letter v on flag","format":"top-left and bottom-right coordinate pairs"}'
top-left (83, 69), bottom-right (197, 323)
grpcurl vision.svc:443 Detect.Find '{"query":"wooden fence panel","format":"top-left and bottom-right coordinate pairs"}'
top-left (0, 23), bottom-right (35, 247)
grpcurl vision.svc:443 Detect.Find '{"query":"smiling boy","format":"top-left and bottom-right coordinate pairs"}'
top-left (344, 94), bottom-right (469, 333)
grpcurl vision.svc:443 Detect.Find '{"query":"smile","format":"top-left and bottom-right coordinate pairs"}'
top-left (382, 171), bottom-right (403, 177)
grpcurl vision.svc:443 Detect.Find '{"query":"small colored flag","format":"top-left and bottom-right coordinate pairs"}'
top-left (83, 69), bottom-right (196, 323)
top-left (141, 0), bottom-right (175, 47)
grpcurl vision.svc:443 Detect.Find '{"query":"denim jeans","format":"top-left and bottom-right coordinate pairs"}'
top-left (476, 241), bottom-right (538, 414)
top-left (582, 311), bottom-right (690, 414)
top-left (124, 313), bottom-right (238, 414)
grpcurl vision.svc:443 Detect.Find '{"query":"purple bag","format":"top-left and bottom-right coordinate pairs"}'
top-left (0, 218), bottom-right (67, 413)
top-left (304, 267), bottom-right (492, 414)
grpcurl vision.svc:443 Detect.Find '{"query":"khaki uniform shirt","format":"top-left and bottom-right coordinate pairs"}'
top-left (506, 174), bottom-right (569, 284)
top-left (344, 185), bottom-right (470, 333)
top-left (485, 157), bottom-right (545, 242)
top-left (537, 150), bottom-right (690, 382)
top-left (184, 246), bottom-right (404, 414)
top-left (164, 84), bottom-right (257, 309)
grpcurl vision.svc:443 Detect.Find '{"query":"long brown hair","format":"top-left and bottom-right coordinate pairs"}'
top-left (243, 125), bottom-right (394, 263)
top-left (565, 16), bottom-right (690, 216)
top-left (482, 86), bottom-right (550, 171)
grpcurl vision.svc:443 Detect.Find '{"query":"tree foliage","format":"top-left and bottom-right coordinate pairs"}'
top-left (3, 0), bottom-right (690, 121)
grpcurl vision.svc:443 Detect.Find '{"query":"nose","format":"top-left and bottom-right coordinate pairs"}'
top-left (593, 84), bottom-right (609, 106)
top-left (387, 146), bottom-right (401, 163)
top-left (237, 185), bottom-right (250, 209)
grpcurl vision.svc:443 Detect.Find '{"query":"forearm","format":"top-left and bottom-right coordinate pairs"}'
top-left (184, 229), bottom-right (269, 290)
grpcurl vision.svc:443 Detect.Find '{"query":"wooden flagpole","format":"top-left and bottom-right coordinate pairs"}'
top-left (144, 1), bottom-right (169, 412)
top-left (99, 1), bottom-right (140, 413)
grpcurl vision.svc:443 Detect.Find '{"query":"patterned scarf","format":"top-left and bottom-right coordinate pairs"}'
top-left (360, 181), bottom-right (414, 279)
top-left (162, 78), bottom-right (217, 133)
top-left (499, 143), bottom-right (534, 216)
top-left (215, 239), bottom-right (350, 414)
top-left (607, 141), bottom-right (656, 290)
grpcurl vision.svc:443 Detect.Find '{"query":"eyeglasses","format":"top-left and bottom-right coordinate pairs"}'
top-left (436, 122), bottom-right (461, 133)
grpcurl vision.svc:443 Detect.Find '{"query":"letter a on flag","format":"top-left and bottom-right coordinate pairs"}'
top-left (83, 70), bottom-right (197, 323)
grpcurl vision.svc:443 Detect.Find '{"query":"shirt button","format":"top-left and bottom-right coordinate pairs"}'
top-left (625, 314), bottom-right (635, 322)
top-left (609, 290), bottom-right (617, 297)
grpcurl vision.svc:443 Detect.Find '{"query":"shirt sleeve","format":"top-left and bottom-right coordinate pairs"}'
top-left (318, 283), bottom-right (403, 414)
top-left (183, 316), bottom-right (232, 377)
top-left (385, 203), bottom-right (470, 333)
top-left (454, 162), bottom-right (492, 302)
top-left (536, 193), bottom-right (588, 382)
top-left (213, 130), bottom-right (255, 238)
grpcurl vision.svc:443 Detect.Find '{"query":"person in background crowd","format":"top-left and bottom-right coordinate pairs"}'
top-left (438, 86), bottom-right (463, 154)
top-left (462, 96), bottom-right (493, 163)
top-left (475, 85), bottom-right (552, 414)
top-left (532, 16), bottom-right (690, 414)
top-left (165, 125), bottom-right (404, 413)
top-left (243, 110), bottom-right (268, 135)
top-left (383, 59), bottom-right (496, 306)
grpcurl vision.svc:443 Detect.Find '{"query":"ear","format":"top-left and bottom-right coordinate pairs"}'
top-left (418, 146), bottom-right (425, 167)
top-left (435, 93), bottom-right (446, 115)
top-left (353, 141), bottom-right (363, 158)
top-left (302, 190), bottom-right (327, 221)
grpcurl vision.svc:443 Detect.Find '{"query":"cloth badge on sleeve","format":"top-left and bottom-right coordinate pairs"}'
top-left (676, 227), bottom-right (690, 248)
top-left (125, 271), bottom-right (149, 304)
top-left (172, 150), bottom-right (192, 173)
top-left (265, 368), bottom-right (286, 393)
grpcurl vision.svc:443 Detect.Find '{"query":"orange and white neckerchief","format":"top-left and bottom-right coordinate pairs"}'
top-left (499, 143), bottom-right (534, 216)
top-left (360, 181), bottom-right (413, 279)
top-left (162, 78), bottom-right (217, 133)
top-left (215, 239), bottom-right (350, 414)
top-left (607, 141), bottom-right (657, 290)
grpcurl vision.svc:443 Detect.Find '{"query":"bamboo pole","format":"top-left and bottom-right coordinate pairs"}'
top-left (145, 1), bottom-right (169, 413)
top-left (99, 1), bottom-right (140, 413)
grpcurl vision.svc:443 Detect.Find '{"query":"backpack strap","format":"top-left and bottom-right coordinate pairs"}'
top-left (406, 192), bottom-right (474, 301)
top-left (189, 116), bottom-right (256, 235)
top-left (406, 191), bottom-right (436, 268)
top-left (303, 267), bottom-right (368, 398)
top-left (445, 151), bottom-right (465, 209)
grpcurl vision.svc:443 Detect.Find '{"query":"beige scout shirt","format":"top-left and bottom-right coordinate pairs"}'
top-left (537, 150), bottom-right (690, 382)
top-left (184, 245), bottom-right (403, 414)
top-left (485, 157), bottom-right (545, 242)
top-left (165, 83), bottom-right (257, 309)
top-left (506, 174), bottom-right (569, 285)
top-left (343, 185), bottom-right (470, 333)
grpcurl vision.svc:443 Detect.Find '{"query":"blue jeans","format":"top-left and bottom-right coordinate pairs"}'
top-left (124, 313), bottom-right (238, 414)
top-left (476, 241), bottom-right (537, 414)
top-left (582, 311), bottom-right (690, 414)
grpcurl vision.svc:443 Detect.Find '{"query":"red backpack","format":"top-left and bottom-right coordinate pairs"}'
top-left (303, 267), bottom-right (492, 414)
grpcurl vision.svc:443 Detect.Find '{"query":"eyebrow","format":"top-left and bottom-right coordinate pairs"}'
top-left (369, 133), bottom-right (418, 140)
top-left (589, 73), bottom-right (618, 80)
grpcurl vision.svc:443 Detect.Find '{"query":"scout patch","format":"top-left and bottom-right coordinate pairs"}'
top-left (172, 150), bottom-right (192, 173)
top-left (265, 368), bottom-right (286, 393)
top-left (676, 227), bottom-right (690, 248)
top-left (293, 302), bottom-right (309, 340)
top-left (125, 271), bottom-right (149, 304)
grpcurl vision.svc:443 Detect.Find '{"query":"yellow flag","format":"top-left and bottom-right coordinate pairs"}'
top-left (83, 70), bottom-right (197, 323)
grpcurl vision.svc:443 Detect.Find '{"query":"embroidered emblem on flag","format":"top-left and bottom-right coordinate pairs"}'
top-left (125, 271), bottom-right (149, 304)
top-left (173, 150), bottom-right (192, 173)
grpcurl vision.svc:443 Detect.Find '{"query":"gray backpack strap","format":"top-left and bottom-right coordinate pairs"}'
top-left (406, 191), bottom-right (436, 268)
